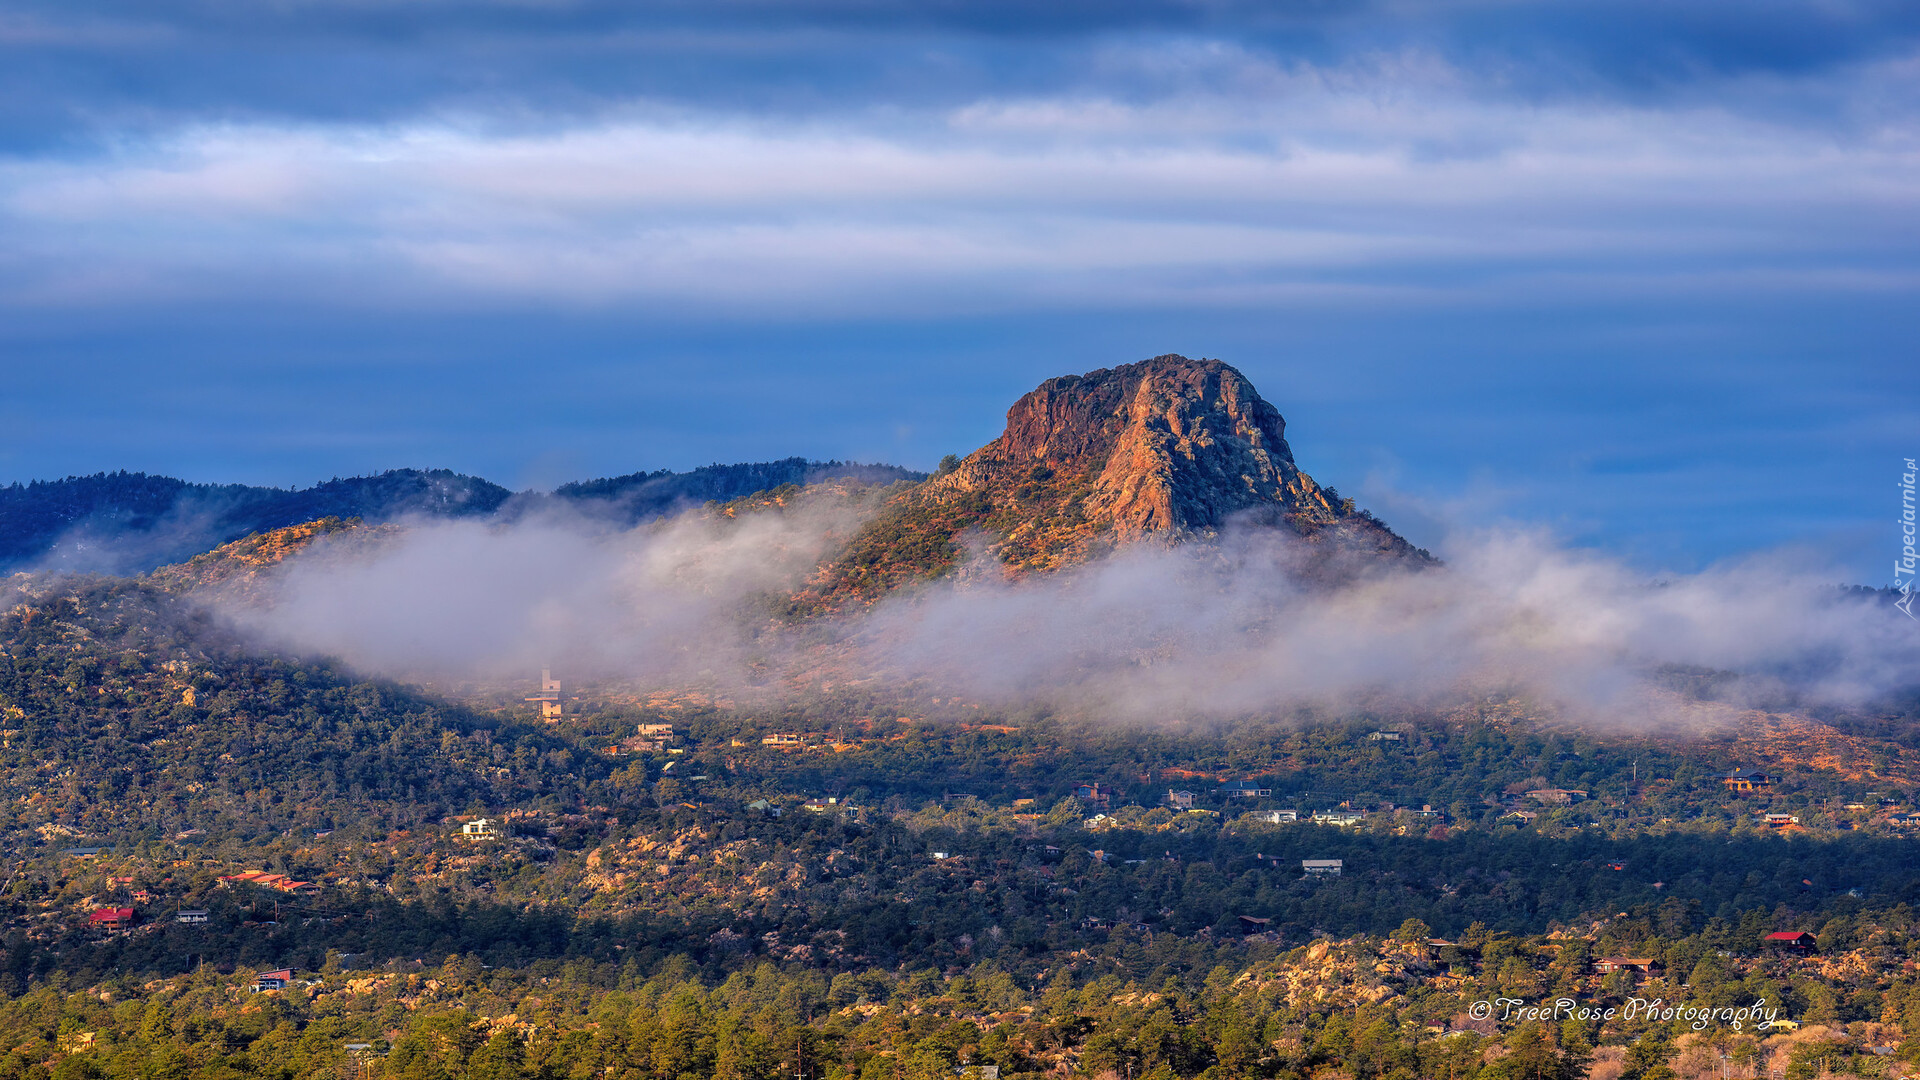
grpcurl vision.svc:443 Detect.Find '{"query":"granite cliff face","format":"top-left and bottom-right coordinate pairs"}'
top-left (796, 354), bottom-right (1427, 609)
top-left (934, 354), bottom-right (1333, 540)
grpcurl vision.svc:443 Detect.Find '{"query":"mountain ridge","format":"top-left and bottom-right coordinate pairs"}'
top-left (0, 459), bottom-right (922, 575)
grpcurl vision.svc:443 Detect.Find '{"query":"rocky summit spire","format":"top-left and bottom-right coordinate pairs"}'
top-left (932, 354), bottom-right (1323, 539)
top-left (795, 354), bottom-right (1428, 610)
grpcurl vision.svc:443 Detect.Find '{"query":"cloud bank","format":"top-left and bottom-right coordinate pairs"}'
top-left (225, 505), bottom-right (1920, 726)
top-left (2, 2), bottom-right (1916, 314)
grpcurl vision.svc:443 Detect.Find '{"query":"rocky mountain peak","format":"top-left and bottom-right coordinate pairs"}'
top-left (795, 354), bottom-right (1427, 610)
top-left (933, 354), bottom-right (1323, 540)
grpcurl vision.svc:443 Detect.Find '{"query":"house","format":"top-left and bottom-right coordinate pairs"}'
top-left (1262, 809), bottom-right (1299, 823)
top-left (1764, 931), bottom-right (1817, 952)
top-left (1720, 768), bottom-right (1775, 792)
top-left (1525, 789), bottom-right (1588, 805)
top-left (1164, 790), bottom-right (1197, 810)
top-left (175, 910), bottom-right (209, 924)
top-left (1312, 809), bottom-right (1365, 827)
top-left (1302, 859), bottom-right (1344, 876)
top-left (955, 1068), bottom-right (1001, 1080)
top-left (89, 907), bottom-right (135, 932)
top-left (1218, 780), bottom-right (1272, 799)
top-left (461, 818), bottom-right (499, 837)
top-left (1074, 782), bottom-right (1115, 807)
top-left (803, 797), bottom-right (841, 812)
top-left (1593, 957), bottom-right (1659, 975)
top-left (251, 969), bottom-right (293, 992)
top-left (217, 871), bottom-right (322, 895)
top-left (1236, 915), bottom-right (1273, 934)
top-left (1366, 731), bottom-right (1402, 742)
top-left (1758, 813), bottom-right (1800, 828)
top-left (524, 693), bottom-right (563, 720)
top-left (745, 799), bottom-right (782, 818)
top-left (1505, 810), bottom-right (1538, 823)
top-left (1409, 805), bottom-right (1445, 820)
top-left (60, 847), bottom-right (103, 858)
top-left (637, 723), bottom-right (676, 739)
top-left (762, 732), bottom-right (805, 746)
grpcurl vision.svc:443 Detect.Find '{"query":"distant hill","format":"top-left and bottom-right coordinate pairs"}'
top-left (549, 457), bottom-right (923, 524)
top-left (0, 459), bottom-right (923, 575)
top-left (0, 469), bottom-right (511, 575)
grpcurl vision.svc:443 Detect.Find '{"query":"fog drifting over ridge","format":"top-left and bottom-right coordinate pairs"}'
top-left (224, 501), bottom-right (1920, 726)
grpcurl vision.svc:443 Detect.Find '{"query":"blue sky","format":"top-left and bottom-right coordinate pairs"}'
top-left (1, 0), bottom-right (1916, 579)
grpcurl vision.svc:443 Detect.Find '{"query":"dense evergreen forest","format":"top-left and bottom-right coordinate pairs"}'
top-left (5, 574), bottom-right (1920, 1080)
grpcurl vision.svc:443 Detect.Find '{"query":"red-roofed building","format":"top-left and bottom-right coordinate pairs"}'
top-left (1765, 931), bottom-right (1817, 952)
top-left (218, 871), bottom-right (320, 895)
top-left (89, 907), bottom-right (135, 932)
top-left (251, 969), bottom-right (293, 992)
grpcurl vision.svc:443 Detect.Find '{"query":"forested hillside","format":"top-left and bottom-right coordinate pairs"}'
top-left (5, 568), bottom-right (1920, 1080)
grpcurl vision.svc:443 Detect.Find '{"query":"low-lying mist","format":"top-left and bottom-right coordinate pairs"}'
top-left (222, 501), bottom-right (1920, 727)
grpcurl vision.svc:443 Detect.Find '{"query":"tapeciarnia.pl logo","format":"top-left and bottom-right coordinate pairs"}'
top-left (1900, 457), bottom-right (1917, 620)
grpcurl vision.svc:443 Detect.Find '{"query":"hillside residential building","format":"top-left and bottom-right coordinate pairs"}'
top-left (89, 907), bottom-right (134, 931)
top-left (1218, 780), bottom-right (1272, 799)
top-left (1164, 790), bottom-right (1197, 810)
top-left (1594, 957), bottom-right (1658, 975)
top-left (1720, 768), bottom-right (1775, 792)
top-left (217, 871), bottom-right (322, 894)
top-left (1302, 859), bottom-right (1344, 876)
top-left (1074, 783), bottom-right (1115, 807)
